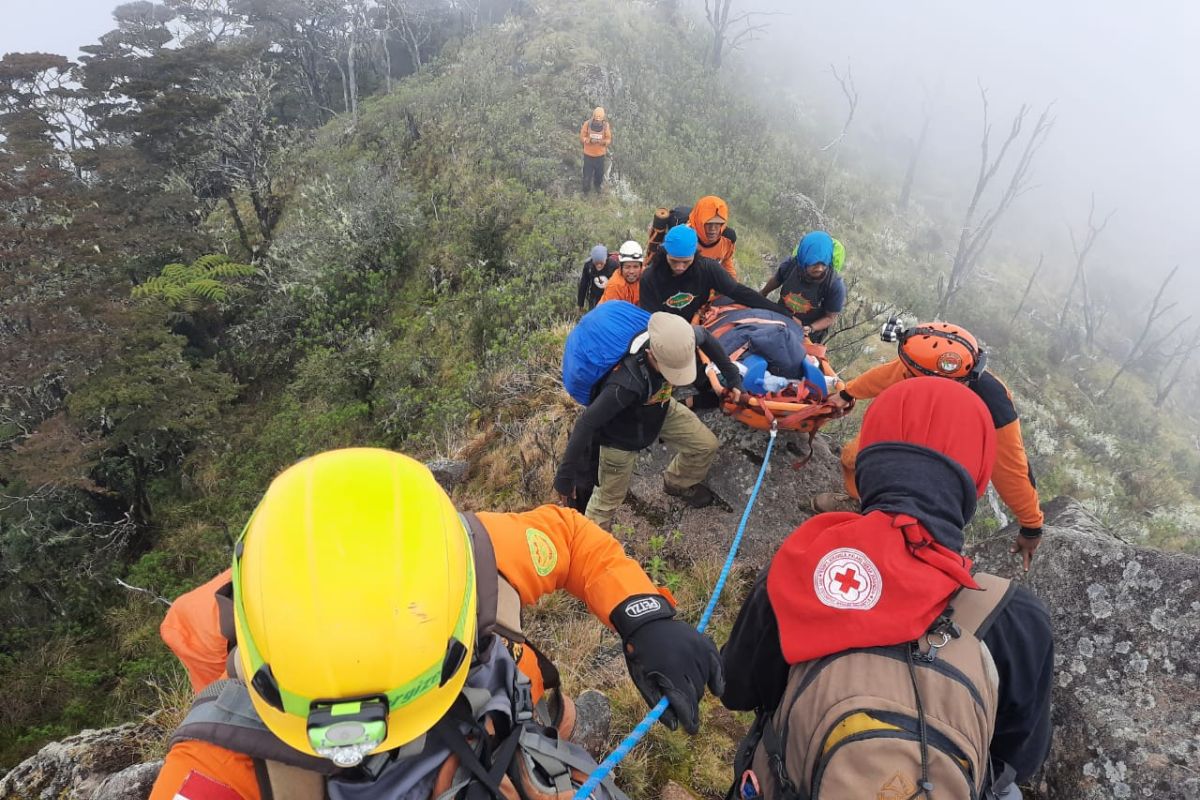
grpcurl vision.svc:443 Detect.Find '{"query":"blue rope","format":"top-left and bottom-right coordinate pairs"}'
top-left (573, 426), bottom-right (779, 800)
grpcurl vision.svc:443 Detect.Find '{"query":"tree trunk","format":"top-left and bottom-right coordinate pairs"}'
top-left (899, 113), bottom-right (931, 209)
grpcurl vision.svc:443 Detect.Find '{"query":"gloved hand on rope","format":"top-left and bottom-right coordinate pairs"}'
top-left (610, 594), bottom-right (725, 734)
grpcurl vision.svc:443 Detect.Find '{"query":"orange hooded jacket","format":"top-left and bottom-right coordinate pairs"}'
top-left (579, 118), bottom-right (611, 157)
top-left (599, 271), bottom-right (640, 305)
top-left (839, 359), bottom-right (1044, 529)
top-left (688, 196), bottom-right (737, 280)
top-left (152, 504), bottom-right (662, 800)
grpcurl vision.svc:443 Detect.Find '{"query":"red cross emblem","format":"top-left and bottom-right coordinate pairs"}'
top-left (833, 567), bottom-right (862, 594)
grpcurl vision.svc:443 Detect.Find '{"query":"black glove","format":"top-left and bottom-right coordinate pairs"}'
top-left (610, 594), bottom-right (725, 734)
top-left (1018, 526), bottom-right (1043, 538)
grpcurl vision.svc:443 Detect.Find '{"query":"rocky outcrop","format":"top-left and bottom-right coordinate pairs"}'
top-left (968, 497), bottom-right (1200, 800)
top-left (0, 720), bottom-right (160, 800)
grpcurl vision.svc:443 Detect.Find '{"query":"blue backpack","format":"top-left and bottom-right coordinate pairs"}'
top-left (562, 301), bottom-right (653, 405)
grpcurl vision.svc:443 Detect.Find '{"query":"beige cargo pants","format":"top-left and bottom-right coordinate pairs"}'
top-left (584, 399), bottom-right (719, 528)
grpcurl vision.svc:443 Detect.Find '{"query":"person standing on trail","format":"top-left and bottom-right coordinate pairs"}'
top-left (639, 225), bottom-right (791, 322)
top-left (819, 320), bottom-right (1045, 570)
top-left (555, 312), bottom-right (743, 527)
top-left (580, 106), bottom-right (612, 194)
top-left (578, 244), bottom-right (618, 310)
top-left (599, 240), bottom-right (646, 305)
top-left (721, 379), bottom-right (1053, 800)
top-left (759, 230), bottom-right (846, 344)
top-left (687, 195), bottom-right (738, 280)
top-left (151, 448), bottom-right (724, 800)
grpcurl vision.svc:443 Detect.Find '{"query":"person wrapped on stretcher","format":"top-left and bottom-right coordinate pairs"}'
top-left (697, 300), bottom-right (846, 433)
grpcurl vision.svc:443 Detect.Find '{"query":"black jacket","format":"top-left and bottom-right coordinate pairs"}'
top-left (721, 569), bottom-right (1054, 783)
top-left (554, 327), bottom-right (741, 496)
top-left (577, 254), bottom-right (618, 309)
top-left (638, 251), bottom-right (791, 321)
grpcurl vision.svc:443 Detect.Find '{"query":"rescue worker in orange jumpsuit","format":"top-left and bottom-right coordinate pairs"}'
top-left (580, 106), bottom-right (612, 194)
top-left (151, 449), bottom-right (722, 800)
top-left (687, 195), bottom-right (738, 280)
top-left (599, 240), bottom-right (646, 305)
top-left (818, 322), bottom-right (1045, 569)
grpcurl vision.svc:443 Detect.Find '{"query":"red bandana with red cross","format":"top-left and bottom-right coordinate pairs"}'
top-left (767, 510), bottom-right (977, 665)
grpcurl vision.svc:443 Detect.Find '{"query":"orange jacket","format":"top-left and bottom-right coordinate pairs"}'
top-left (841, 359), bottom-right (1044, 529)
top-left (580, 119), bottom-right (611, 157)
top-left (688, 196), bottom-right (737, 279)
top-left (599, 272), bottom-right (640, 305)
top-left (152, 505), bottom-right (660, 800)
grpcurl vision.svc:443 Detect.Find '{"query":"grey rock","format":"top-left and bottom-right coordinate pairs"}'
top-left (0, 721), bottom-right (156, 800)
top-left (613, 410), bottom-right (845, 569)
top-left (426, 458), bottom-right (469, 491)
top-left (967, 497), bottom-right (1200, 800)
top-left (93, 761), bottom-right (161, 800)
top-left (572, 689), bottom-right (613, 759)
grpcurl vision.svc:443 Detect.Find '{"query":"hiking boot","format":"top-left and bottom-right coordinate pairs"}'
top-left (664, 480), bottom-right (715, 509)
top-left (810, 492), bottom-right (861, 514)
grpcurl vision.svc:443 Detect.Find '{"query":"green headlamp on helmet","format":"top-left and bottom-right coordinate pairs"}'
top-left (307, 698), bottom-right (390, 767)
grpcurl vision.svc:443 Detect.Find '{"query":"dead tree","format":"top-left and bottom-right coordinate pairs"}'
top-left (936, 87), bottom-right (1054, 316)
top-left (1100, 265), bottom-right (1188, 398)
top-left (1009, 252), bottom-right (1043, 324)
top-left (703, 0), bottom-right (778, 69)
top-left (819, 62), bottom-right (858, 211)
top-left (898, 86), bottom-right (935, 209)
top-left (1153, 323), bottom-right (1200, 408)
top-left (1057, 195), bottom-right (1115, 348)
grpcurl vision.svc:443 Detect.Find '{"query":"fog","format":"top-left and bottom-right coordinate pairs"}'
top-left (736, 0), bottom-right (1200, 308)
top-left (5, 1), bottom-right (1198, 307)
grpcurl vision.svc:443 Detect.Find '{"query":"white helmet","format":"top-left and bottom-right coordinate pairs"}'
top-left (618, 240), bottom-right (644, 263)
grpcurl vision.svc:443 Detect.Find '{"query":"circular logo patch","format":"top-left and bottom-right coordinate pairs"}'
top-left (936, 352), bottom-right (963, 374)
top-left (813, 548), bottom-right (883, 610)
top-left (525, 528), bottom-right (558, 577)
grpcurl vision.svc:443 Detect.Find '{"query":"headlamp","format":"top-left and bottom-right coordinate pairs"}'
top-left (308, 698), bottom-right (389, 767)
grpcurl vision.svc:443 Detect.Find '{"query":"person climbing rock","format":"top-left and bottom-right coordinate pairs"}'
top-left (578, 244), bottom-right (618, 310)
top-left (687, 195), bottom-right (738, 280)
top-left (759, 230), bottom-right (846, 343)
top-left (555, 312), bottom-right (743, 527)
top-left (580, 106), bottom-right (612, 194)
top-left (721, 379), bottom-right (1053, 800)
top-left (152, 449), bottom-right (723, 800)
top-left (639, 225), bottom-right (791, 322)
top-left (820, 321), bottom-right (1046, 570)
top-left (599, 240), bottom-right (646, 305)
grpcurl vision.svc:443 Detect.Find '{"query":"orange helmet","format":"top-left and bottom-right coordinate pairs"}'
top-left (897, 322), bottom-right (985, 381)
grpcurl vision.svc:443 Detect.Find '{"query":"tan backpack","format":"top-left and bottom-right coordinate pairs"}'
top-left (743, 572), bottom-right (1014, 800)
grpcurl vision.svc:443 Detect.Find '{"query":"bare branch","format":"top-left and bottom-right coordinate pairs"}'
top-left (820, 62), bottom-right (859, 151)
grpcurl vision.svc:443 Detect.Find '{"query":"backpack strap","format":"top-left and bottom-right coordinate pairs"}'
top-left (173, 679), bottom-right (337, 779)
top-left (463, 511), bottom-right (524, 643)
top-left (759, 712), bottom-right (806, 800)
top-left (949, 572), bottom-right (1014, 639)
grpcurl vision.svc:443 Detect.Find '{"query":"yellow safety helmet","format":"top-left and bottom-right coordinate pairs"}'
top-left (232, 448), bottom-right (476, 766)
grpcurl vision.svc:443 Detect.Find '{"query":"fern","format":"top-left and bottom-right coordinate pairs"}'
top-left (132, 254), bottom-right (257, 312)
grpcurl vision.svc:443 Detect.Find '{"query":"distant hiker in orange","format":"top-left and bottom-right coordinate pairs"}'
top-left (580, 106), bottom-right (612, 194)
top-left (819, 321), bottom-right (1045, 570)
top-left (687, 195), bottom-right (738, 279)
top-left (599, 240), bottom-right (646, 305)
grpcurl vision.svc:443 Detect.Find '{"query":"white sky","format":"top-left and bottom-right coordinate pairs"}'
top-left (0, 0), bottom-right (117, 59)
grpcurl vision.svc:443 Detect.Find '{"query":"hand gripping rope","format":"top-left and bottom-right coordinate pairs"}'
top-left (573, 423), bottom-right (779, 800)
